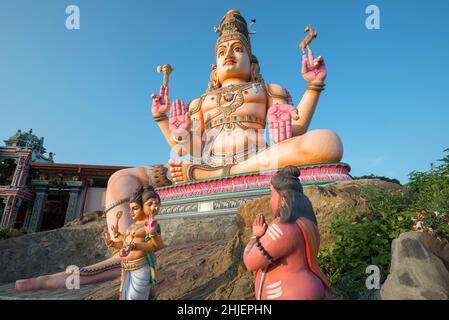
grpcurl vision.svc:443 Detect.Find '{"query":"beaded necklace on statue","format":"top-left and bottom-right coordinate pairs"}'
top-left (207, 82), bottom-right (262, 131)
top-left (189, 82), bottom-right (260, 117)
top-left (213, 82), bottom-right (253, 115)
top-left (124, 222), bottom-right (145, 245)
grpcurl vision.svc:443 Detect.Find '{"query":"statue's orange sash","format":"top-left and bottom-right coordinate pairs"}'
top-left (296, 218), bottom-right (331, 293)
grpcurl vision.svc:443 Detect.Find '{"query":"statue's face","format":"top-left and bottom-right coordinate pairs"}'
top-left (216, 40), bottom-right (251, 84)
top-left (129, 202), bottom-right (144, 221)
top-left (143, 198), bottom-right (160, 216)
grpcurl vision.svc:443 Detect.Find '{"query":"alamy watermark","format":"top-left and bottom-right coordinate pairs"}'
top-left (65, 265), bottom-right (80, 290)
top-left (365, 265), bottom-right (381, 290)
top-left (366, 5), bottom-right (381, 30)
top-left (65, 5), bottom-right (80, 30)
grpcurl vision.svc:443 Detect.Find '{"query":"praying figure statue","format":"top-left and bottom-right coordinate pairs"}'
top-left (243, 166), bottom-right (331, 300)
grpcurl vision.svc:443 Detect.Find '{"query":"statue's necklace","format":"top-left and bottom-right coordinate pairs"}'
top-left (214, 83), bottom-right (255, 116)
top-left (209, 82), bottom-right (260, 131)
top-left (124, 222), bottom-right (145, 245)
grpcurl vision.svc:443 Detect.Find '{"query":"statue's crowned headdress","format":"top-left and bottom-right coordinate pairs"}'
top-left (215, 9), bottom-right (252, 54)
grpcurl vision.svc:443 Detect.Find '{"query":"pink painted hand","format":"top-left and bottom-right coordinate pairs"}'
top-left (151, 86), bottom-right (170, 115)
top-left (144, 214), bottom-right (158, 235)
top-left (301, 48), bottom-right (326, 83)
top-left (252, 214), bottom-right (267, 238)
top-left (102, 228), bottom-right (111, 246)
top-left (267, 104), bottom-right (299, 144)
top-left (110, 220), bottom-right (119, 238)
top-left (169, 99), bottom-right (191, 136)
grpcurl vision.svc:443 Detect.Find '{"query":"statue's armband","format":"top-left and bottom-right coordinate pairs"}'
top-left (188, 96), bottom-right (205, 118)
top-left (265, 84), bottom-right (293, 106)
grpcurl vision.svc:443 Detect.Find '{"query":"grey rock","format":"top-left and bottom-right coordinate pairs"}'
top-left (380, 232), bottom-right (449, 300)
top-left (0, 220), bottom-right (109, 285)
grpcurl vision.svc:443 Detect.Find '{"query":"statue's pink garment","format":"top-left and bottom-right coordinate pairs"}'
top-left (243, 217), bottom-right (331, 300)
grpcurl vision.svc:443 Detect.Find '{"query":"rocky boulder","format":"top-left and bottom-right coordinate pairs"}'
top-left (0, 220), bottom-right (109, 285)
top-left (380, 232), bottom-right (449, 300)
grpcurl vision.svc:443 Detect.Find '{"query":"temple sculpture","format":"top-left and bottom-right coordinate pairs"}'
top-left (243, 166), bottom-right (331, 300)
top-left (15, 8), bottom-right (345, 294)
top-left (102, 186), bottom-right (163, 300)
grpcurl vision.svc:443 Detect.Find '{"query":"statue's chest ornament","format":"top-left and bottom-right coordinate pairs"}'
top-left (124, 223), bottom-right (144, 245)
top-left (203, 82), bottom-right (265, 132)
top-left (215, 82), bottom-right (260, 114)
top-left (223, 91), bottom-right (235, 102)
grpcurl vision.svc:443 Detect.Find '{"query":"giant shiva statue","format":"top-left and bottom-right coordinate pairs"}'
top-left (106, 8), bottom-right (342, 234)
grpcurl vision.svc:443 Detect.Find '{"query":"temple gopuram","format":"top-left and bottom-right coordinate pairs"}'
top-left (0, 129), bottom-right (128, 232)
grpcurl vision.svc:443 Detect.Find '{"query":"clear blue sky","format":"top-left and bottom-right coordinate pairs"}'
top-left (1, 0), bottom-right (448, 183)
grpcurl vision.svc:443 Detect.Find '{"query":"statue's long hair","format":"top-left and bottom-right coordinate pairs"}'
top-left (271, 166), bottom-right (317, 225)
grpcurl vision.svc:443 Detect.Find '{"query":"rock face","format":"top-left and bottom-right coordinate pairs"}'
top-left (159, 215), bottom-right (238, 246)
top-left (0, 179), bottom-right (403, 299)
top-left (380, 232), bottom-right (449, 300)
top-left (0, 220), bottom-right (110, 285)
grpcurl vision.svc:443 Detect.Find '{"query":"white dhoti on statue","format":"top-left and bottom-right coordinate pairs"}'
top-left (120, 257), bottom-right (151, 300)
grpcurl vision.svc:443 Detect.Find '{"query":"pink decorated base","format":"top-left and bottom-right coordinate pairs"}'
top-left (156, 162), bottom-right (351, 201)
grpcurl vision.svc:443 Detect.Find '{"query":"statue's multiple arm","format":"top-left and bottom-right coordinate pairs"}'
top-left (293, 50), bottom-right (326, 136)
top-left (102, 228), bottom-right (124, 249)
top-left (266, 49), bottom-right (326, 143)
top-left (151, 86), bottom-right (204, 158)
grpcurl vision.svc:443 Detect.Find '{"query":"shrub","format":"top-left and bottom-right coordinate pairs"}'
top-left (353, 174), bottom-right (401, 185)
top-left (0, 225), bottom-right (18, 240)
top-left (318, 188), bottom-right (414, 299)
top-left (0, 225), bottom-right (28, 240)
top-left (318, 149), bottom-right (449, 299)
top-left (408, 148), bottom-right (449, 215)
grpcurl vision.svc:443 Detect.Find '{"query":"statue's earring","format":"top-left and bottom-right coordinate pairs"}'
top-left (211, 68), bottom-right (220, 88)
top-left (250, 62), bottom-right (262, 84)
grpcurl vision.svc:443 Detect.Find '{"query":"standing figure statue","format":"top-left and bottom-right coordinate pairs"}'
top-left (15, 8), bottom-right (343, 293)
top-left (102, 186), bottom-right (163, 300)
top-left (243, 166), bottom-right (331, 300)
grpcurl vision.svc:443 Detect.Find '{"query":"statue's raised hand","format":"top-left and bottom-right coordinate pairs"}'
top-left (144, 214), bottom-right (158, 235)
top-left (301, 48), bottom-right (326, 83)
top-left (169, 99), bottom-right (191, 135)
top-left (102, 228), bottom-right (111, 245)
top-left (151, 86), bottom-right (170, 115)
top-left (267, 104), bottom-right (299, 144)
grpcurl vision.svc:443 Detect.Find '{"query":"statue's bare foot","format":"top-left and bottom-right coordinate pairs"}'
top-left (15, 273), bottom-right (66, 293)
top-left (168, 159), bottom-right (190, 184)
